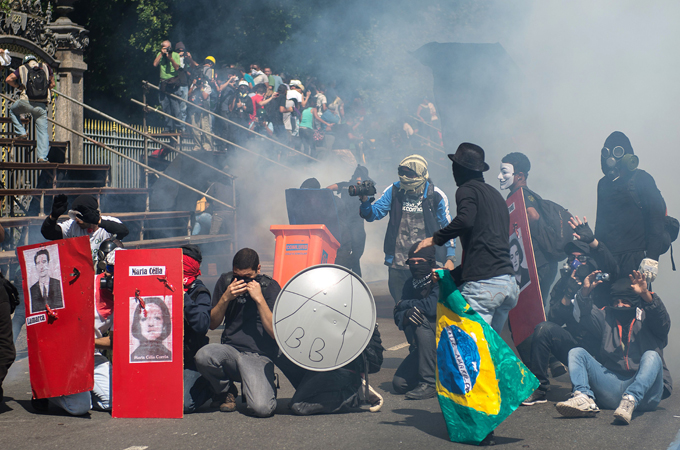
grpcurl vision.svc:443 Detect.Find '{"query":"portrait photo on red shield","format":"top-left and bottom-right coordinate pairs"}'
top-left (23, 243), bottom-right (65, 315)
top-left (509, 228), bottom-right (532, 293)
top-left (129, 295), bottom-right (173, 363)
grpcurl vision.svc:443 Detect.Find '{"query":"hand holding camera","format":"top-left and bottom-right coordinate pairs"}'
top-left (348, 180), bottom-right (376, 198)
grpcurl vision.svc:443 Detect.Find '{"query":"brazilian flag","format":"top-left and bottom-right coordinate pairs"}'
top-left (435, 270), bottom-right (538, 444)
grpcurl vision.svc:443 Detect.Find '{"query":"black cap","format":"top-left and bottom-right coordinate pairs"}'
top-left (564, 240), bottom-right (590, 256)
top-left (181, 244), bottom-right (202, 263)
top-left (448, 143), bottom-right (490, 172)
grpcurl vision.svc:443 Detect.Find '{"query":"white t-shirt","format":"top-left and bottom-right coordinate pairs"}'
top-left (287, 89), bottom-right (302, 102)
top-left (58, 215), bottom-right (123, 264)
top-left (282, 99), bottom-right (295, 131)
top-left (94, 274), bottom-right (113, 356)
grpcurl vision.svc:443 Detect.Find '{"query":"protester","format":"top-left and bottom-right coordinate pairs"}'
top-left (195, 248), bottom-right (280, 417)
top-left (392, 242), bottom-right (439, 400)
top-left (418, 143), bottom-right (517, 334)
top-left (180, 245), bottom-right (214, 413)
top-left (174, 42), bottom-right (198, 127)
top-left (5, 55), bottom-right (55, 162)
top-left (595, 131), bottom-right (668, 280)
top-left (153, 40), bottom-right (182, 131)
top-left (0, 224), bottom-right (15, 408)
top-left (360, 155), bottom-right (455, 304)
top-left (499, 152), bottom-right (558, 304)
top-left (556, 271), bottom-right (672, 424)
top-left (327, 165), bottom-right (370, 276)
top-left (188, 72), bottom-right (213, 151)
top-left (520, 223), bottom-right (618, 405)
top-left (40, 194), bottom-right (129, 266)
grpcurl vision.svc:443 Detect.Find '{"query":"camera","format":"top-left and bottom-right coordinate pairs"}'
top-left (348, 180), bottom-right (377, 197)
top-left (100, 274), bottom-right (114, 291)
top-left (596, 273), bottom-right (610, 282)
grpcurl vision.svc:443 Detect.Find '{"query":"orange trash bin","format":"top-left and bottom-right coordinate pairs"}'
top-left (270, 224), bottom-right (341, 286)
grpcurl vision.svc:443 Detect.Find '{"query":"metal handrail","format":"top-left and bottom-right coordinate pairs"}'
top-left (409, 115), bottom-right (441, 132)
top-left (0, 93), bottom-right (234, 209)
top-left (52, 89), bottom-right (234, 180)
top-left (142, 80), bottom-right (319, 162)
top-left (130, 98), bottom-right (294, 170)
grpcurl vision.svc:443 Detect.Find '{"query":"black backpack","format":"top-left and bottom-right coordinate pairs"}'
top-left (1, 272), bottom-right (19, 314)
top-left (362, 323), bottom-right (385, 374)
top-left (523, 188), bottom-right (573, 262)
top-left (25, 65), bottom-right (48, 100)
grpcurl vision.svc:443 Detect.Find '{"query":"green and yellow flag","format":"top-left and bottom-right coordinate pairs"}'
top-left (435, 270), bottom-right (538, 444)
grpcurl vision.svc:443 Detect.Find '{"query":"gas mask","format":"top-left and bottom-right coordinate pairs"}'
top-left (498, 163), bottom-right (514, 190)
top-left (601, 145), bottom-right (639, 180)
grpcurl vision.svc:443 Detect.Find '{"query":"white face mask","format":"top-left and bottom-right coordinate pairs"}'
top-left (498, 163), bottom-right (514, 190)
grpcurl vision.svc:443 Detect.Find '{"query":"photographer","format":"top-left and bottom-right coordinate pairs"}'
top-left (188, 72), bottom-right (213, 151)
top-left (195, 248), bottom-right (281, 417)
top-left (359, 155), bottom-right (455, 303)
top-left (153, 40), bottom-right (182, 131)
top-left (327, 165), bottom-right (371, 276)
top-left (556, 271), bottom-right (672, 424)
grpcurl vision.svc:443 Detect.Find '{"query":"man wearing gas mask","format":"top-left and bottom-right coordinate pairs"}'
top-left (595, 131), bottom-right (668, 282)
top-left (556, 271), bottom-right (672, 425)
top-left (520, 220), bottom-right (618, 406)
top-left (392, 242), bottom-right (439, 400)
top-left (195, 248), bottom-right (281, 417)
top-left (498, 152), bottom-right (558, 305)
top-left (359, 154), bottom-right (455, 304)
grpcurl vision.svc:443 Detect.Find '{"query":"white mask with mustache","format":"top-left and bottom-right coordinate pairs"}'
top-left (498, 163), bottom-right (514, 190)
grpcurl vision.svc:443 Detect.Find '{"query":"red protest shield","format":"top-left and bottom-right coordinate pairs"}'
top-left (18, 236), bottom-right (95, 399)
top-left (506, 188), bottom-right (546, 345)
top-left (112, 248), bottom-right (184, 418)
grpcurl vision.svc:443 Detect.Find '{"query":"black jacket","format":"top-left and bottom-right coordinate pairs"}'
top-left (576, 289), bottom-right (672, 398)
top-left (433, 178), bottom-right (513, 283)
top-left (394, 280), bottom-right (438, 331)
top-left (595, 169), bottom-right (667, 261)
top-left (184, 279), bottom-right (211, 370)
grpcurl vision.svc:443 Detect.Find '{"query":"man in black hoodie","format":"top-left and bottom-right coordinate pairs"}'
top-left (556, 271), bottom-right (672, 424)
top-left (417, 143), bottom-right (517, 334)
top-left (595, 131), bottom-right (668, 281)
top-left (392, 242), bottom-right (439, 400)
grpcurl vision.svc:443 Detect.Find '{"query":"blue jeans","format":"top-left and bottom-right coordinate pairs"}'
top-left (183, 368), bottom-right (213, 413)
top-left (195, 343), bottom-right (277, 417)
top-left (459, 274), bottom-right (519, 334)
top-left (177, 86), bottom-right (188, 130)
top-left (10, 99), bottom-right (48, 160)
top-left (49, 354), bottom-right (111, 415)
top-left (160, 89), bottom-right (182, 130)
top-left (192, 212), bottom-right (212, 235)
top-left (568, 347), bottom-right (664, 411)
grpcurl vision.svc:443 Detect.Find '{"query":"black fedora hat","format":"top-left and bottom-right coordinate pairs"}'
top-left (448, 143), bottom-right (490, 172)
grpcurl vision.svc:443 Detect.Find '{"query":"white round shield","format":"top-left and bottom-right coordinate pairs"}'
top-left (273, 264), bottom-right (377, 372)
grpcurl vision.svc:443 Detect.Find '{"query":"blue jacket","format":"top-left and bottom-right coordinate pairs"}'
top-left (184, 279), bottom-right (212, 370)
top-left (360, 180), bottom-right (455, 265)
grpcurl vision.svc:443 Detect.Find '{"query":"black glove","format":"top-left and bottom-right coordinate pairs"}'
top-left (51, 194), bottom-right (68, 218)
top-left (573, 222), bottom-right (595, 244)
top-left (80, 209), bottom-right (100, 225)
top-left (564, 276), bottom-right (582, 299)
top-left (404, 307), bottom-right (426, 326)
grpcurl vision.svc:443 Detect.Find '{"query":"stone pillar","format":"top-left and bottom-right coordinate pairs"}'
top-left (47, 1), bottom-right (89, 164)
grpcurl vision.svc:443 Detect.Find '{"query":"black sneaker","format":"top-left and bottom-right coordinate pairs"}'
top-left (31, 398), bottom-right (49, 413)
top-left (405, 383), bottom-right (437, 400)
top-left (521, 389), bottom-right (548, 406)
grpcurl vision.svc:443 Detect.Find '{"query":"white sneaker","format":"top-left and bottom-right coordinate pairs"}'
top-left (613, 394), bottom-right (636, 425)
top-left (555, 391), bottom-right (600, 417)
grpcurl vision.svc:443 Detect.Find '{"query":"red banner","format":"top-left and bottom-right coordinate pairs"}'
top-left (506, 188), bottom-right (546, 345)
top-left (111, 248), bottom-right (184, 418)
top-left (18, 236), bottom-right (95, 399)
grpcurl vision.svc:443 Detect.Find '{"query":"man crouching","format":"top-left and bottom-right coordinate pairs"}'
top-left (556, 270), bottom-right (672, 424)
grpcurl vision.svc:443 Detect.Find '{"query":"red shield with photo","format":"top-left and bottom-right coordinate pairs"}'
top-left (506, 188), bottom-right (546, 345)
top-left (17, 236), bottom-right (95, 399)
top-left (112, 248), bottom-right (184, 418)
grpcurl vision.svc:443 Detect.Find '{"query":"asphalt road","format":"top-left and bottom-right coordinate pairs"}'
top-left (1, 280), bottom-right (679, 450)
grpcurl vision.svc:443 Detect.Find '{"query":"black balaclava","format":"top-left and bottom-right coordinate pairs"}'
top-left (300, 178), bottom-right (321, 189)
top-left (407, 241), bottom-right (437, 289)
top-left (607, 277), bottom-right (641, 325)
top-left (352, 165), bottom-right (370, 183)
top-left (601, 131), bottom-right (639, 181)
top-left (70, 194), bottom-right (100, 225)
top-left (452, 162), bottom-right (483, 187)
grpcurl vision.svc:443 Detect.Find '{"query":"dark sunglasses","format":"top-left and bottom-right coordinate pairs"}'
top-left (567, 255), bottom-right (589, 263)
top-left (398, 166), bottom-right (418, 177)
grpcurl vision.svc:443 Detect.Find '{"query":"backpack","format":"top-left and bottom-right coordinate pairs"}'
top-left (1, 272), bottom-right (20, 314)
top-left (523, 188), bottom-right (573, 262)
top-left (22, 64), bottom-right (48, 100)
top-left (627, 171), bottom-right (678, 270)
top-left (362, 323), bottom-right (385, 374)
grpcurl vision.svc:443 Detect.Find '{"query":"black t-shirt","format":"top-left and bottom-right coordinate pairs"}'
top-left (507, 188), bottom-right (547, 268)
top-left (433, 178), bottom-right (513, 282)
top-left (211, 272), bottom-right (281, 358)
